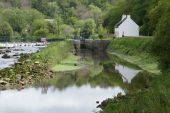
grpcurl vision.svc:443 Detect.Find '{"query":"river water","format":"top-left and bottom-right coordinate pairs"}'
top-left (0, 49), bottom-right (143, 113)
top-left (0, 44), bottom-right (44, 69)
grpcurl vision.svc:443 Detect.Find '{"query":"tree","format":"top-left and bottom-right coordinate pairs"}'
top-left (31, 19), bottom-right (49, 38)
top-left (103, 0), bottom-right (125, 33)
top-left (46, 2), bottom-right (60, 17)
top-left (2, 8), bottom-right (26, 33)
top-left (24, 9), bottom-right (44, 25)
top-left (148, 0), bottom-right (169, 35)
top-left (89, 5), bottom-right (103, 27)
top-left (54, 16), bottom-right (63, 36)
top-left (0, 21), bottom-right (13, 41)
top-left (152, 5), bottom-right (170, 70)
top-left (10, 0), bottom-right (21, 8)
top-left (80, 19), bottom-right (96, 39)
top-left (61, 24), bottom-right (75, 38)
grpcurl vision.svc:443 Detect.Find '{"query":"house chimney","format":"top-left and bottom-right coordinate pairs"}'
top-left (127, 15), bottom-right (131, 18)
top-left (122, 14), bottom-right (127, 20)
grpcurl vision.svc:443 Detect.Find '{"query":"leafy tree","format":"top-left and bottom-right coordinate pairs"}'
top-left (33, 28), bottom-right (49, 38)
top-left (0, 21), bottom-right (13, 41)
top-left (2, 8), bottom-right (26, 33)
top-left (152, 5), bottom-right (170, 70)
top-left (61, 24), bottom-right (75, 38)
top-left (89, 4), bottom-right (103, 27)
top-left (148, 0), bottom-right (168, 35)
top-left (31, 19), bottom-right (49, 38)
top-left (10, 0), bottom-right (21, 8)
top-left (46, 2), bottom-right (60, 17)
top-left (24, 9), bottom-right (44, 25)
top-left (54, 16), bottom-right (63, 36)
top-left (80, 19), bottom-right (96, 39)
top-left (97, 24), bottom-right (107, 39)
top-left (103, 0), bottom-right (125, 33)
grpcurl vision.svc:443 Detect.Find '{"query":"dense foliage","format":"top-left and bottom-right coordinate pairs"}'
top-left (152, 0), bottom-right (170, 70)
top-left (0, 0), bottom-right (167, 40)
top-left (0, 21), bottom-right (13, 41)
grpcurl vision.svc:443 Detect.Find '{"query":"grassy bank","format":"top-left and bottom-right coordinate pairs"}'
top-left (107, 37), bottom-right (160, 74)
top-left (100, 37), bottom-right (170, 113)
top-left (33, 41), bottom-right (83, 72)
top-left (100, 72), bottom-right (170, 113)
top-left (0, 41), bottom-right (79, 89)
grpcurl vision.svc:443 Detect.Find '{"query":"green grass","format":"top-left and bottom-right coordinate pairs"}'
top-left (100, 72), bottom-right (170, 113)
top-left (52, 64), bottom-right (82, 72)
top-left (100, 37), bottom-right (170, 113)
top-left (61, 53), bottom-right (80, 64)
top-left (52, 53), bottom-right (83, 72)
top-left (108, 37), bottom-right (160, 74)
top-left (32, 41), bottom-right (72, 68)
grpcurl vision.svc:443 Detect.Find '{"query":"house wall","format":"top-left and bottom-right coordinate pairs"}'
top-left (115, 16), bottom-right (139, 38)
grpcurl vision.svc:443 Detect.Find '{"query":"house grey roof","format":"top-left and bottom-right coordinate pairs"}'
top-left (115, 16), bottom-right (127, 28)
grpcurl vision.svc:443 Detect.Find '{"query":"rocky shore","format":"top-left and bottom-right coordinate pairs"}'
top-left (0, 54), bottom-right (54, 90)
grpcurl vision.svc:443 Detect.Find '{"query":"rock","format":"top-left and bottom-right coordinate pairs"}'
top-left (96, 101), bottom-right (100, 104)
top-left (16, 74), bottom-right (22, 80)
top-left (19, 80), bottom-right (25, 86)
top-left (2, 54), bottom-right (11, 59)
top-left (0, 80), bottom-right (9, 86)
top-left (4, 78), bottom-right (10, 82)
top-left (35, 61), bottom-right (40, 64)
top-left (16, 62), bottom-right (22, 65)
top-left (26, 59), bottom-right (31, 62)
top-left (5, 49), bottom-right (11, 53)
top-left (13, 49), bottom-right (24, 51)
top-left (13, 53), bottom-right (20, 57)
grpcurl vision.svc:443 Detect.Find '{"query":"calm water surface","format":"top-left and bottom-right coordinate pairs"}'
top-left (0, 49), bottom-right (142, 113)
top-left (0, 85), bottom-right (124, 113)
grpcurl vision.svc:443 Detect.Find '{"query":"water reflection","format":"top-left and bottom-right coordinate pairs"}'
top-left (0, 85), bottom-right (124, 113)
top-left (115, 64), bottom-right (141, 83)
top-left (0, 49), bottom-right (146, 113)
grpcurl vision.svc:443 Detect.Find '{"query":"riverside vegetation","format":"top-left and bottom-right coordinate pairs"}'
top-left (99, 37), bottom-right (170, 113)
top-left (0, 41), bottom-right (77, 90)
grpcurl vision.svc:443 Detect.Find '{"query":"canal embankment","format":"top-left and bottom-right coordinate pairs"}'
top-left (107, 37), bottom-right (160, 74)
top-left (100, 37), bottom-right (170, 113)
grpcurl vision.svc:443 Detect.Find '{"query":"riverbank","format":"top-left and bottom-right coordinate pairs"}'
top-left (0, 41), bottom-right (75, 90)
top-left (100, 37), bottom-right (170, 113)
top-left (107, 37), bottom-right (160, 74)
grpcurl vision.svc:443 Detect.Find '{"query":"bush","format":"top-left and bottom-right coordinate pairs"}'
top-left (152, 6), bottom-right (170, 70)
top-left (0, 21), bottom-right (13, 41)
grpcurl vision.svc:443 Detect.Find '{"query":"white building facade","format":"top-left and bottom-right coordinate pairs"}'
top-left (115, 15), bottom-right (139, 38)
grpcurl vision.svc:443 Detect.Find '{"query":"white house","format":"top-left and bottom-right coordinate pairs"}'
top-left (114, 15), bottom-right (139, 38)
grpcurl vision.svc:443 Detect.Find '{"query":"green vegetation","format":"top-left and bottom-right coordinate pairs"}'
top-left (0, 21), bottom-right (13, 41)
top-left (108, 37), bottom-right (159, 74)
top-left (52, 53), bottom-right (82, 72)
top-left (100, 36), bottom-right (170, 113)
top-left (32, 41), bottom-right (72, 68)
top-left (0, 41), bottom-right (80, 89)
top-left (0, 0), bottom-right (167, 40)
top-left (100, 72), bottom-right (170, 113)
top-left (152, 1), bottom-right (170, 70)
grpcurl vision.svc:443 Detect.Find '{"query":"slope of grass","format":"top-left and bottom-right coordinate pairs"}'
top-left (108, 37), bottom-right (160, 74)
top-left (32, 41), bottom-right (72, 68)
top-left (100, 72), bottom-right (170, 113)
top-left (100, 37), bottom-right (170, 113)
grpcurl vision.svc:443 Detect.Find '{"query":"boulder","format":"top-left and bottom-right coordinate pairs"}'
top-left (0, 80), bottom-right (9, 86)
top-left (5, 49), bottom-right (11, 53)
top-left (2, 54), bottom-right (11, 59)
top-left (35, 61), bottom-right (40, 64)
top-left (13, 53), bottom-right (20, 57)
